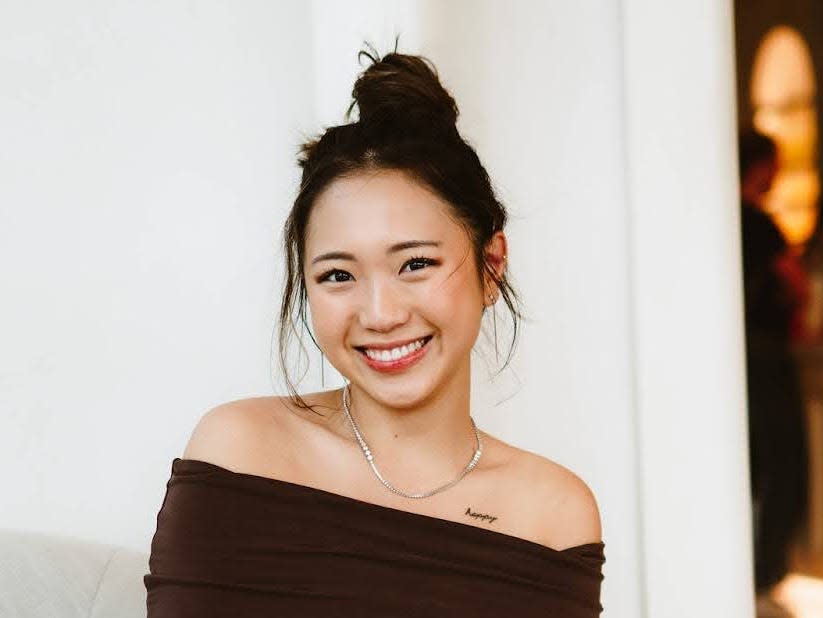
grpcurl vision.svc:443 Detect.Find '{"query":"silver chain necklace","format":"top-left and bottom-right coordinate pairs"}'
top-left (341, 382), bottom-right (483, 499)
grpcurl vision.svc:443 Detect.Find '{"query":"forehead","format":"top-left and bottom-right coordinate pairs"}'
top-left (306, 170), bottom-right (463, 253)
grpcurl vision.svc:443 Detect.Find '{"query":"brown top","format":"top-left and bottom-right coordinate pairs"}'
top-left (144, 457), bottom-right (605, 617)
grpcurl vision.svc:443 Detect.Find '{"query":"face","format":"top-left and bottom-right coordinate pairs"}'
top-left (303, 169), bottom-right (502, 409)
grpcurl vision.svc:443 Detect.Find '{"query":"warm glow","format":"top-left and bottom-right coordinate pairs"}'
top-left (751, 27), bottom-right (816, 107)
top-left (762, 169), bottom-right (820, 245)
top-left (750, 25), bottom-right (819, 248)
top-left (773, 573), bottom-right (823, 616)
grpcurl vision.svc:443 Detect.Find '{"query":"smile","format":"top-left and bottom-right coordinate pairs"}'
top-left (355, 335), bottom-right (433, 373)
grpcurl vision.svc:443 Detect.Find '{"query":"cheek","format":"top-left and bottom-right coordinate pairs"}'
top-left (307, 290), bottom-right (348, 343)
top-left (422, 267), bottom-right (483, 320)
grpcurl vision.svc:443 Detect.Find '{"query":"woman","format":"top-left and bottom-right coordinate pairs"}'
top-left (144, 42), bottom-right (605, 616)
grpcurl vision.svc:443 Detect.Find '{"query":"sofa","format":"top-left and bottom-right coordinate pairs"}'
top-left (0, 528), bottom-right (149, 618)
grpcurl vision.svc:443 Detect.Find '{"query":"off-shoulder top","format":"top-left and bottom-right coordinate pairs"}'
top-left (144, 457), bottom-right (605, 617)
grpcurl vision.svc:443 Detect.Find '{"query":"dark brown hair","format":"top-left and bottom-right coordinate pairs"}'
top-left (275, 38), bottom-right (524, 414)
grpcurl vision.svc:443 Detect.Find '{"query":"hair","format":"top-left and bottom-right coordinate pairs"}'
top-left (275, 38), bottom-right (524, 415)
top-left (739, 128), bottom-right (777, 180)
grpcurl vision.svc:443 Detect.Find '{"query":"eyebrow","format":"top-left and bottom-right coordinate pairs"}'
top-left (310, 240), bottom-right (442, 265)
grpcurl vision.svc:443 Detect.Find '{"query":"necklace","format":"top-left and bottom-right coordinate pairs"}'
top-left (341, 382), bottom-right (483, 499)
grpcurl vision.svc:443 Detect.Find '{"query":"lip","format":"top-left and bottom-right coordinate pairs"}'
top-left (356, 335), bottom-right (433, 374)
top-left (355, 335), bottom-right (432, 351)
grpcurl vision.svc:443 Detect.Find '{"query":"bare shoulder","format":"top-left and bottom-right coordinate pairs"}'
top-left (181, 395), bottom-right (296, 472)
top-left (513, 449), bottom-right (603, 551)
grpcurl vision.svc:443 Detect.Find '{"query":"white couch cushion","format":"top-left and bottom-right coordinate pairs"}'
top-left (0, 528), bottom-right (149, 618)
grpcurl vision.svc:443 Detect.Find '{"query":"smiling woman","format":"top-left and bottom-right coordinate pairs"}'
top-left (301, 168), bottom-right (503, 406)
top-left (144, 38), bottom-right (604, 617)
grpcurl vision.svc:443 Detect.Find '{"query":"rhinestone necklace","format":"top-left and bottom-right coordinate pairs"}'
top-left (341, 382), bottom-right (483, 499)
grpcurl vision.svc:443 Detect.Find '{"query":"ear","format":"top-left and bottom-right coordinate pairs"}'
top-left (483, 231), bottom-right (508, 305)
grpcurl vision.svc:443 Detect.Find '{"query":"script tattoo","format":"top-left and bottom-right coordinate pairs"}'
top-left (465, 506), bottom-right (498, 524)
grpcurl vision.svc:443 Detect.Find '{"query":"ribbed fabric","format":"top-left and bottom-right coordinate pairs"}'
top-left (144, 457), bottom-right (605, 617)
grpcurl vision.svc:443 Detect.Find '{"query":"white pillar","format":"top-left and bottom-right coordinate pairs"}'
top-left (621, 0), bottom-right (755, 616)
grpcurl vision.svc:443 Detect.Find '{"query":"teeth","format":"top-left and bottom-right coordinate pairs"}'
top-left (364, 338), bottom-right (427, 361)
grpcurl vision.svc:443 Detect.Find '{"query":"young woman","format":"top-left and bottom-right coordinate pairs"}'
top-left (145, 43), bottom-right (605, 617)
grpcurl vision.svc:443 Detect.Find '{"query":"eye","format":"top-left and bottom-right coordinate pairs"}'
top-left (401, 256), bottom-right (439, 273)
top-left (316, 269), bottom-right (353, 284)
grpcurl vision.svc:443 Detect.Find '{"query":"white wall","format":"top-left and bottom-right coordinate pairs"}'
top-left (0, 1), bottom-right (749, 616)
top-left (0, 0), bottom-right (315, 548)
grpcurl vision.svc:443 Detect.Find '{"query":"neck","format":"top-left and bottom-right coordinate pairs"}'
top-left (332, 360), bottom-right (479, 489)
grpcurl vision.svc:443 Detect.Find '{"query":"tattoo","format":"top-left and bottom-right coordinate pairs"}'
top-left (464, 506), bottom-right (498, 524)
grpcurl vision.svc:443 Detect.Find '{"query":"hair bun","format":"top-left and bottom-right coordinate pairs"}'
top-left (348, 48), bottom-right (460, 142)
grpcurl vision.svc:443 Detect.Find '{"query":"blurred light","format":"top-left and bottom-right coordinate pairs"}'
top-left (751, 25), bottom-right (819, 248)
top-left (773, 573), bottom-right (823, 616)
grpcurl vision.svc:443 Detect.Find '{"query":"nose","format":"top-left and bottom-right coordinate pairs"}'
top-left (358, 278), bottom-right (410, 333)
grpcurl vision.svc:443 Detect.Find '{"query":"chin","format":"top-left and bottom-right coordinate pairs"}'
top-left (350, 375), bottom-right (434, 409)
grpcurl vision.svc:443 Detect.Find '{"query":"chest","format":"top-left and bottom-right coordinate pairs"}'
top-left (258, 409), bottom-right (549, 549)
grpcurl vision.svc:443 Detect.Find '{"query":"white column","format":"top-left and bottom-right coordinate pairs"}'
top-left (621, 0), bottom-right (755, 616)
